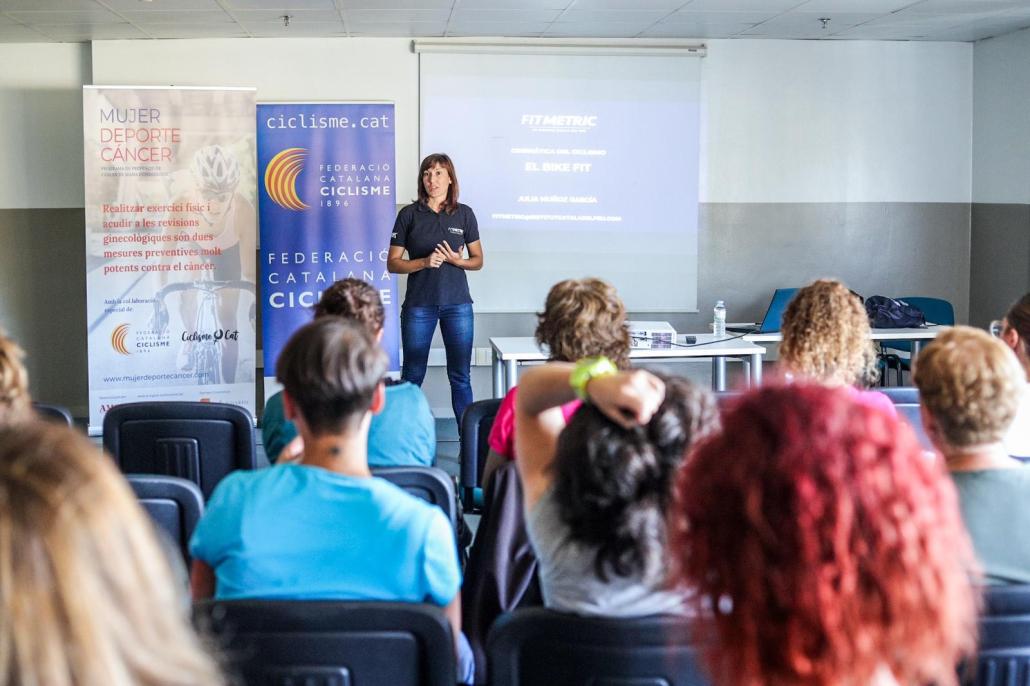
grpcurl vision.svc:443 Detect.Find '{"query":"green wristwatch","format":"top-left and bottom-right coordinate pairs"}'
top-left (569, 356), bottom-right (618, 401)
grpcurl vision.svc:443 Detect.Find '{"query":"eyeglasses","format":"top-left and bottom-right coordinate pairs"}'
top-left (989, 320), bottom-right (1004, 337)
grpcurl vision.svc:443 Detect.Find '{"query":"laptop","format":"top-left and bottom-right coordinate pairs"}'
top-left (726, 288), bottom-right (799, 334)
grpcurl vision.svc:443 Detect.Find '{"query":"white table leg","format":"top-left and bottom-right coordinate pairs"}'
top-left (713, 357), bottom-right (727, 392)
top-left (750, 353), bottom-right (763, 387)
top-left (492, 353), bottom-right (503, 398)
top-left (504, 359), bottom-right (518, 394)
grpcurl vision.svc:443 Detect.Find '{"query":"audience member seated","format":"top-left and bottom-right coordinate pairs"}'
top-left (0, 331), bottom-right (32, 427)
top-left (779, 278), bottom-right (894, 414)
top-left (0, 420), bottom-right (223, 686)
top-left (671, 383), bottom-right (978, 686)
top-left (482, 277), bottom-right (631, 488)
top-left (515, 360), bottom-right (718, 616)
top-left (913, 326), bottom-right (1030, 584)
top-left (263, 278), bottom-right (435, 466)
top-left (191, 318), bottom-right (473, 683)
top-left (999, 293), bottom-right (1030, 458)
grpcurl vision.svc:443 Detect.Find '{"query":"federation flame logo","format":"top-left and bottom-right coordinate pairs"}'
top-left (264, 147), bottom-right (310, 211)
top-left (111, 324), bottom-right (131, 356)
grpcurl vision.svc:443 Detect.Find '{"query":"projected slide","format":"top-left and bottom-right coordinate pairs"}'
top-left (420, 53), bottom-right (701, 312)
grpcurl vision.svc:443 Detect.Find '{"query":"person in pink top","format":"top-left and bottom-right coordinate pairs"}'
top-left (482, 278), bottom-right (631, 488)
top-left (778, 278), bottom-right (896, 415)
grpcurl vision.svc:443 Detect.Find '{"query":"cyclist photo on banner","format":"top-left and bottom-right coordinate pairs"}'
top-left (155, 144), bottom-right (257, 386)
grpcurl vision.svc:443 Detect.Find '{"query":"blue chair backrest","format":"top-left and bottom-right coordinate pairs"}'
top-left (103, 401), bottom-right (256, 500)
top-left (894, 403), bottom-right (932, 450)
top-left (195, 600), bottom-right (456, 686)
top-left (127, 474), bottom-right (204, 563)
top-left (880, 386), bottom-right (919, 404)
top-left (488, 608), bottom-right (709, 686)
top-left (372, 466), bottom-right (457, 532)
top-left (965, 585), bottom-right (1030, 686)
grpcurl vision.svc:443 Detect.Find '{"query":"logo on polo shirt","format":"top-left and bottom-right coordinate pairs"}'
top-left (264, 148), bottom-right (310, 211)
top-left (447, 227), bottom-right (463, 235)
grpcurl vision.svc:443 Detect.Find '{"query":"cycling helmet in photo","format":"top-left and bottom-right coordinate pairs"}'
top-left (191, 145), bottom-right (241, 194)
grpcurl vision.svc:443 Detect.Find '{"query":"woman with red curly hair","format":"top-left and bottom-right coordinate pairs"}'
top-left (670, 384), bottom-right (978, 686)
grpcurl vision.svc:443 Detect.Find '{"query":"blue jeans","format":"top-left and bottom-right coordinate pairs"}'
top-left (401, 303), bottom-right (474, 423)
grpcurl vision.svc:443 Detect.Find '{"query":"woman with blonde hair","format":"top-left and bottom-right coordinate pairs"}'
top-left (482, 277), bottom-right (631, 487)
top-left (914, 325), bottom-right (1030, 584)
top-left (0, 331), bottom-right (31, 427)
top-left (0, 421), bottom-right (224, 686)
top-left (779, 278), bottom-right (893, 414)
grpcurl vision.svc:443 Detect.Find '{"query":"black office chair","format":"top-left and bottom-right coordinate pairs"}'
top-left (195, 600), bottom-right (456, 686)
top-left (127, 474), bottom-right (204, 563)
top-left (459, 398), bottom-right (501, 513)
top-left (964, 586), bottom-right (1030, 686)
top-left (33, 402), bottom-right (73, 426)
top-left (103, 401), bottom-right (256, 500)
top-left (880, 386), bottom-right (919, 404)
top-left (373, 466), bottom-right (457, 532)
top-left (487, 608), bottom-right (709, 686)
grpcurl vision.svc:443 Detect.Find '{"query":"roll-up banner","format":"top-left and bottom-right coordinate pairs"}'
top-left (83, 86), bottom-right (258, 435)
top-left (257, 103), bottom-right (398, 398)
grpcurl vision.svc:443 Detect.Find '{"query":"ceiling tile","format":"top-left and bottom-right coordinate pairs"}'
top-left (32, 22), bottom-right (150, 39)
top-left (137, 22), bottom-right (250, 37)
top-left (345, 8), bottom-right (450, 21)
top-left (246, 22), bottom-right (347, 35)
top-left (566, 0), bottom-right (684, 10)
top-left (6, 7), bottom-right (121, 22)
top-left (446, 20), bottom-right (551, 34)
top-left (450, 8), bottom-right (563, 22)
top-left (791, 0), bottom-right (919, 11)
top-left (233, 9), bottom-right (342, 22)
top-left (454, 0), bottom-right (568, 8)
top-left (0, 0), bottom-right (100, 10)
top-left (543, 21), bottom-right (653, 36)
top-left (662, 10), bottom-right (778, 24)
top-left (556, 9), bottom-right (669, 22)
top-left (904, 0), bottom-right (1028, 12)
top-left (639, 23), bottom-right (723, 37)
top-left (118, 10), bottom-right (234, 23)
top-left (98, 0), bottom-right (226, 10)
top-left (679, 0), bottom-right (806, 11)
top-left (341, 0), bottom-right (454, 9)
top-left (224, 0), bottom-right (336, 9)
top-left (348, 20), bottom-right (448, 35)
top-left (0, 23), bottom-right (49, 39)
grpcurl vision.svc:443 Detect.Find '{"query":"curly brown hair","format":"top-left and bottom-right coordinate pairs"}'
top-left (779, 279), bottom-right (877, 387)
top-left (313, 278), bottom-right (385, 336)
top-left (671, 384), bottom-right (979, 686)
top-left (0, 332), bottom-right (31, 426)
top-left (914, 326), bottom-right (1024, 449)
top-left (535, 278), bottom-right (631, 369)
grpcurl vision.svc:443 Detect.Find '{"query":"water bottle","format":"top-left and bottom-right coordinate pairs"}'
top-left (713, 300), bottom-right (726, 337)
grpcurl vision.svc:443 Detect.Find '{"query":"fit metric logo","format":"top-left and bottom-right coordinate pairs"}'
top-left (111, 324), bottom-right (131, 356)
top-left (264, 147), bottom-right (310, 211)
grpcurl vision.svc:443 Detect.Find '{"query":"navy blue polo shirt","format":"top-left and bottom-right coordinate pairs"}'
top-left (391, 202), bottom-right (480, 309)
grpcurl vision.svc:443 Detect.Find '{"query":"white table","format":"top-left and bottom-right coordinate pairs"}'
top-left (744, 326), bottom-right (945, 357)
top-left (490, 334), bottom-right (767, 397)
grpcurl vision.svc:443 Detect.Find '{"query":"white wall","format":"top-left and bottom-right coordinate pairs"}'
top-left (0, 38), bottom-right (974, 210)
top-left (0, 43), bottom-right (89, 209)
top-left (91, 38), bottom-right (420, 201)
top-left (973, 26), bottom-right (1030, 204)
top-left (701, 39), bottom-right (972, 203)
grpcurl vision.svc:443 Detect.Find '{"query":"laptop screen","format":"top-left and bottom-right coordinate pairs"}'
top-left (758, 288), bottom-right (799, 333)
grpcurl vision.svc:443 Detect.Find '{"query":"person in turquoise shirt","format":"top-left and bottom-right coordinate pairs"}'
top-left (262, 278), bottom-right (435, 466)
top-left (914, 326), bottom-right (1030, 585)
top-left (191, 317), bottom-right (473, 682)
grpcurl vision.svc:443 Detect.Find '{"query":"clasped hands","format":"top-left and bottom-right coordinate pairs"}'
top-left (425, 242), bottom-right (462, 269)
